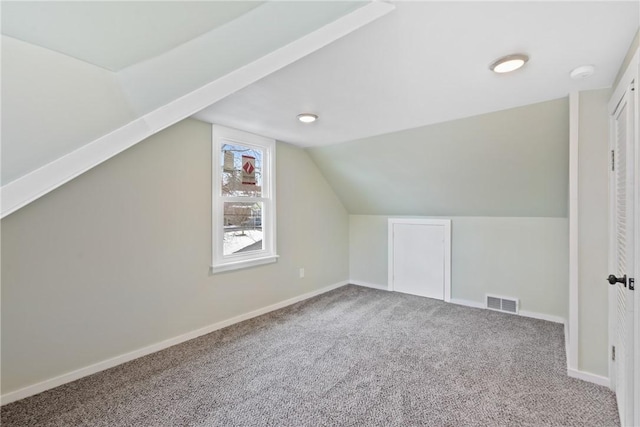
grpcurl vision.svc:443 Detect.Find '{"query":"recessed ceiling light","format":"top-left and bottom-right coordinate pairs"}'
top-left (297, 113), bottom-right (318, 123)
top-left (489, 54), bottom-right (529, 73)
top-left (570, 65), bottom-right (595, 80)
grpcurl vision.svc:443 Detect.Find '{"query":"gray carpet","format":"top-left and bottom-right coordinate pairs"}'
top-left (1, 285), bottom-right (619, 426)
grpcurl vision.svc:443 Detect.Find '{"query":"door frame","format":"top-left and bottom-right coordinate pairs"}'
top-left (635, 58), bottom-right (640, 427)
top-left (607, 47), bottom-right (639, 427)
top-left (388, 218), bottom-right (451, 302)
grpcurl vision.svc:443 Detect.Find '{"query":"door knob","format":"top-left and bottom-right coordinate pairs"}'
top-left (607, 274), bottom-right (627, 286)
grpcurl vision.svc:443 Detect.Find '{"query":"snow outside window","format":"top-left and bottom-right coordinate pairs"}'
top-left (211, 125), bottom-right (277, 273)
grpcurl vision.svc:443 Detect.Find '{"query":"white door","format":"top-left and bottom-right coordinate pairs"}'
top-left (389, 219), bottom-right (451, 301)
top-left (609, 84), bottom-right (636, 427)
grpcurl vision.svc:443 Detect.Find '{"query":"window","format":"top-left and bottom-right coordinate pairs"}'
top-left (211, 125), bottom-right (277, 273)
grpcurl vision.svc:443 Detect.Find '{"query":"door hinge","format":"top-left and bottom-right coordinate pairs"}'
top-left (612, 345), bottom-right (616, 361)
top-left (611, 150), bottom-right (615, 171)
top-left (629, 278), bottom-right (635, 291)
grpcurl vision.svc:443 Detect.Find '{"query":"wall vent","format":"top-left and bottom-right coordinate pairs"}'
top-left (486, 295), bottom-right (519, 314)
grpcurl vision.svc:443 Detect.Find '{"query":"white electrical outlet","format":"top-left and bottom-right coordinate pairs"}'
top-left (299, 268), bottom-right (305, 278)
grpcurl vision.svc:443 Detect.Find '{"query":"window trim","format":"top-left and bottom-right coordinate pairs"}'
top-left (211, 125), bottom-right (277, 273)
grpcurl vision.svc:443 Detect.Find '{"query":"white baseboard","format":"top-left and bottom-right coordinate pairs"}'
top-left (518, 310), bottom-right (566, 324)
top-left (450, 298), bottom-right (565, 324)
top-left (452, 299), bottom-right (609, 388)
top-left (0, 281), bottom-right (349, 406)
top-left (449, 298), bottom-right (485, 309)
top-left (3, 282), bottom-right (609, 404)
top-left (349, 280), bottom-right (388, 290)
top-left (567, 368), bottom-right (610, 388)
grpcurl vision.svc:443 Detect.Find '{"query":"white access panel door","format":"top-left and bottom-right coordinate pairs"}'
top-left (389, 219), bottom-right (451, 301)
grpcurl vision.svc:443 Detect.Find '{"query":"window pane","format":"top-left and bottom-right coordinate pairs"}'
top-left (212, 125), bottom-right (276, 273)
top-left (223, 202), bottom-right (263, 256)
top-left (221, 144), bottom-right (262, 197)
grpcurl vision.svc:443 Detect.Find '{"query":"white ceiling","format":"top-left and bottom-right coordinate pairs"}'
top-left (195, 1), bottom-right (639, 147)
top-left (1, 1), bottom-right (262, 71)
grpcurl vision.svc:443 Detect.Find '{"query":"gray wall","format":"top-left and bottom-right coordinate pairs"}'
top-left (577, 88), bottom-right (613, 377)
top-left (310, 99), bottom-right (570, 319)
top-left (308, 98), bottom-right (569, 218)
top-left (1, 118), bottom-right (349, 394)
top-left (350, 215), bottom-right (568, 318)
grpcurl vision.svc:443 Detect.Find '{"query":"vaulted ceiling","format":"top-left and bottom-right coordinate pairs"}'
top-left (1, 1), bottom-right (386, 217)
top-left (1, 1), bottom-right (638, 218)
top-left (1, 1), bottom-right (264, 71)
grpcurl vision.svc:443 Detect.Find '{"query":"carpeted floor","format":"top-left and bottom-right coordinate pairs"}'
top-left (1, 285), bottom-right (619, 426)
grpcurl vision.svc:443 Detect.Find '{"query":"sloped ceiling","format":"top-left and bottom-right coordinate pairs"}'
top-left (1, 1), bottom-right (391, 218)
top-left (307, 98), bottom-right (570, 217)
top-left (1, 1), bottom-right (263, 71)
top-left (196, 1), bottom-right (639, 147)
top-left (1, 1), bottom-right (638, 219)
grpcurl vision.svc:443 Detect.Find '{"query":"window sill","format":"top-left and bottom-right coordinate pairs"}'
top-left (210, 255), bottom-right (279, 274)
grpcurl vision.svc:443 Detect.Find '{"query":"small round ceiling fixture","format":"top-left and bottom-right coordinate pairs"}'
top-left (489, 54), bottom-right (529, 73)
top-left (297, 113), bottom-right (318, 123)
top-left (570, 65), bottom-right (595, 80)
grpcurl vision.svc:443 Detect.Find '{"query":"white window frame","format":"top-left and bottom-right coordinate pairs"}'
top-left (211, 125), bottom-right (278, 273)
